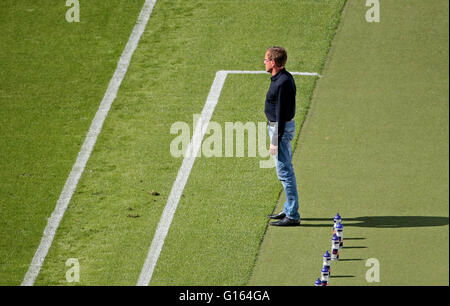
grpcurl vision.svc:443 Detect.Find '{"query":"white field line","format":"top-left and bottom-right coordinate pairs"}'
top-left (21, 0), bottom-right (158, 286)
top-left (137, 69), bottom-right (320, 286)
top-left (224, 70), bottom-right (322, 77)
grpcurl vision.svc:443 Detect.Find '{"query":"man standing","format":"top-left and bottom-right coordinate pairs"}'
top-left (264, 46), bottom-right (300, 226)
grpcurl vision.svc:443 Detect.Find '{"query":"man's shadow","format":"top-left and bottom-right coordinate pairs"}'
top-left (300, 216), bottom-right (449, 228)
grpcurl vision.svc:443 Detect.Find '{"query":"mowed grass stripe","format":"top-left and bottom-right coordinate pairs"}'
top-left (34, 0), bottom-right (347, 285)
top-left (139, 71), bottom-right (319, 286)
top-left (22, 0), bottom-right (157, 286)
top-left (136, 70), bottom-right (228, 286)
top-left (149, 73), bottom-right (318, 285)
top-left (250, 0), bottom-right (449, 285)
top-left (146, 2), bottom-right (346, 285)
top-left (0, 0), bottom-right (145, 285)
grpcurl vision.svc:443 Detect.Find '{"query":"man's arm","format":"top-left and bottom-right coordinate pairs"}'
top-left (274, 80), bottom-right (291, 146)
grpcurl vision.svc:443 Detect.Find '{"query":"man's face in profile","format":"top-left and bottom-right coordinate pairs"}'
top-left (264, 51), bottom-right (274, 73)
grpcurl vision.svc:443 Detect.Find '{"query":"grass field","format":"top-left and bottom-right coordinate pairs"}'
top-left (0, 0), bottom-right (146, 285)
top-left (1, 0), bottom-right (448, 286)
top-left (250, 0), bottom-right (449, 286)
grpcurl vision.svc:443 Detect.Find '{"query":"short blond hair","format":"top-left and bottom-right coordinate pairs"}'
top-left (267, 46), bottom-right (287, 68)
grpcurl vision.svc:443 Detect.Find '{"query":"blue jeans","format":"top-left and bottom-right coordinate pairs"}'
top-left (268, 121), bottom-right (300, 221)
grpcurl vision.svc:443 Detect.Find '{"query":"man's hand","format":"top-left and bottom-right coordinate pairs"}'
top-left (269, 144), bottom-right (278, 156)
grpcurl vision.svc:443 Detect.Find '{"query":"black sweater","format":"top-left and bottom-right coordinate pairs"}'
top-left (264, 69), bottom-right (296, 146)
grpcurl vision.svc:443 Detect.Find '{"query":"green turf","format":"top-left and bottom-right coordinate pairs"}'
top-left (250, 0), bottom-right (449, 286)
top-left (29, 0), bottom-right (346, 285)
top-left (149, 73), bottom-right (318, 285)
top-left (0, 0), bottom-right (145, 285)
top-left (4, 0), bottom-right (445, 287)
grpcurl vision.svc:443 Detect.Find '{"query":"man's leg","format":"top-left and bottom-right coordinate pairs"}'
top-left (268, 121), bottom-right (300, 225)
top-left (267, 124), bottom-right (286, 219)
top-left (276, 122), bottom-right (300, 221)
